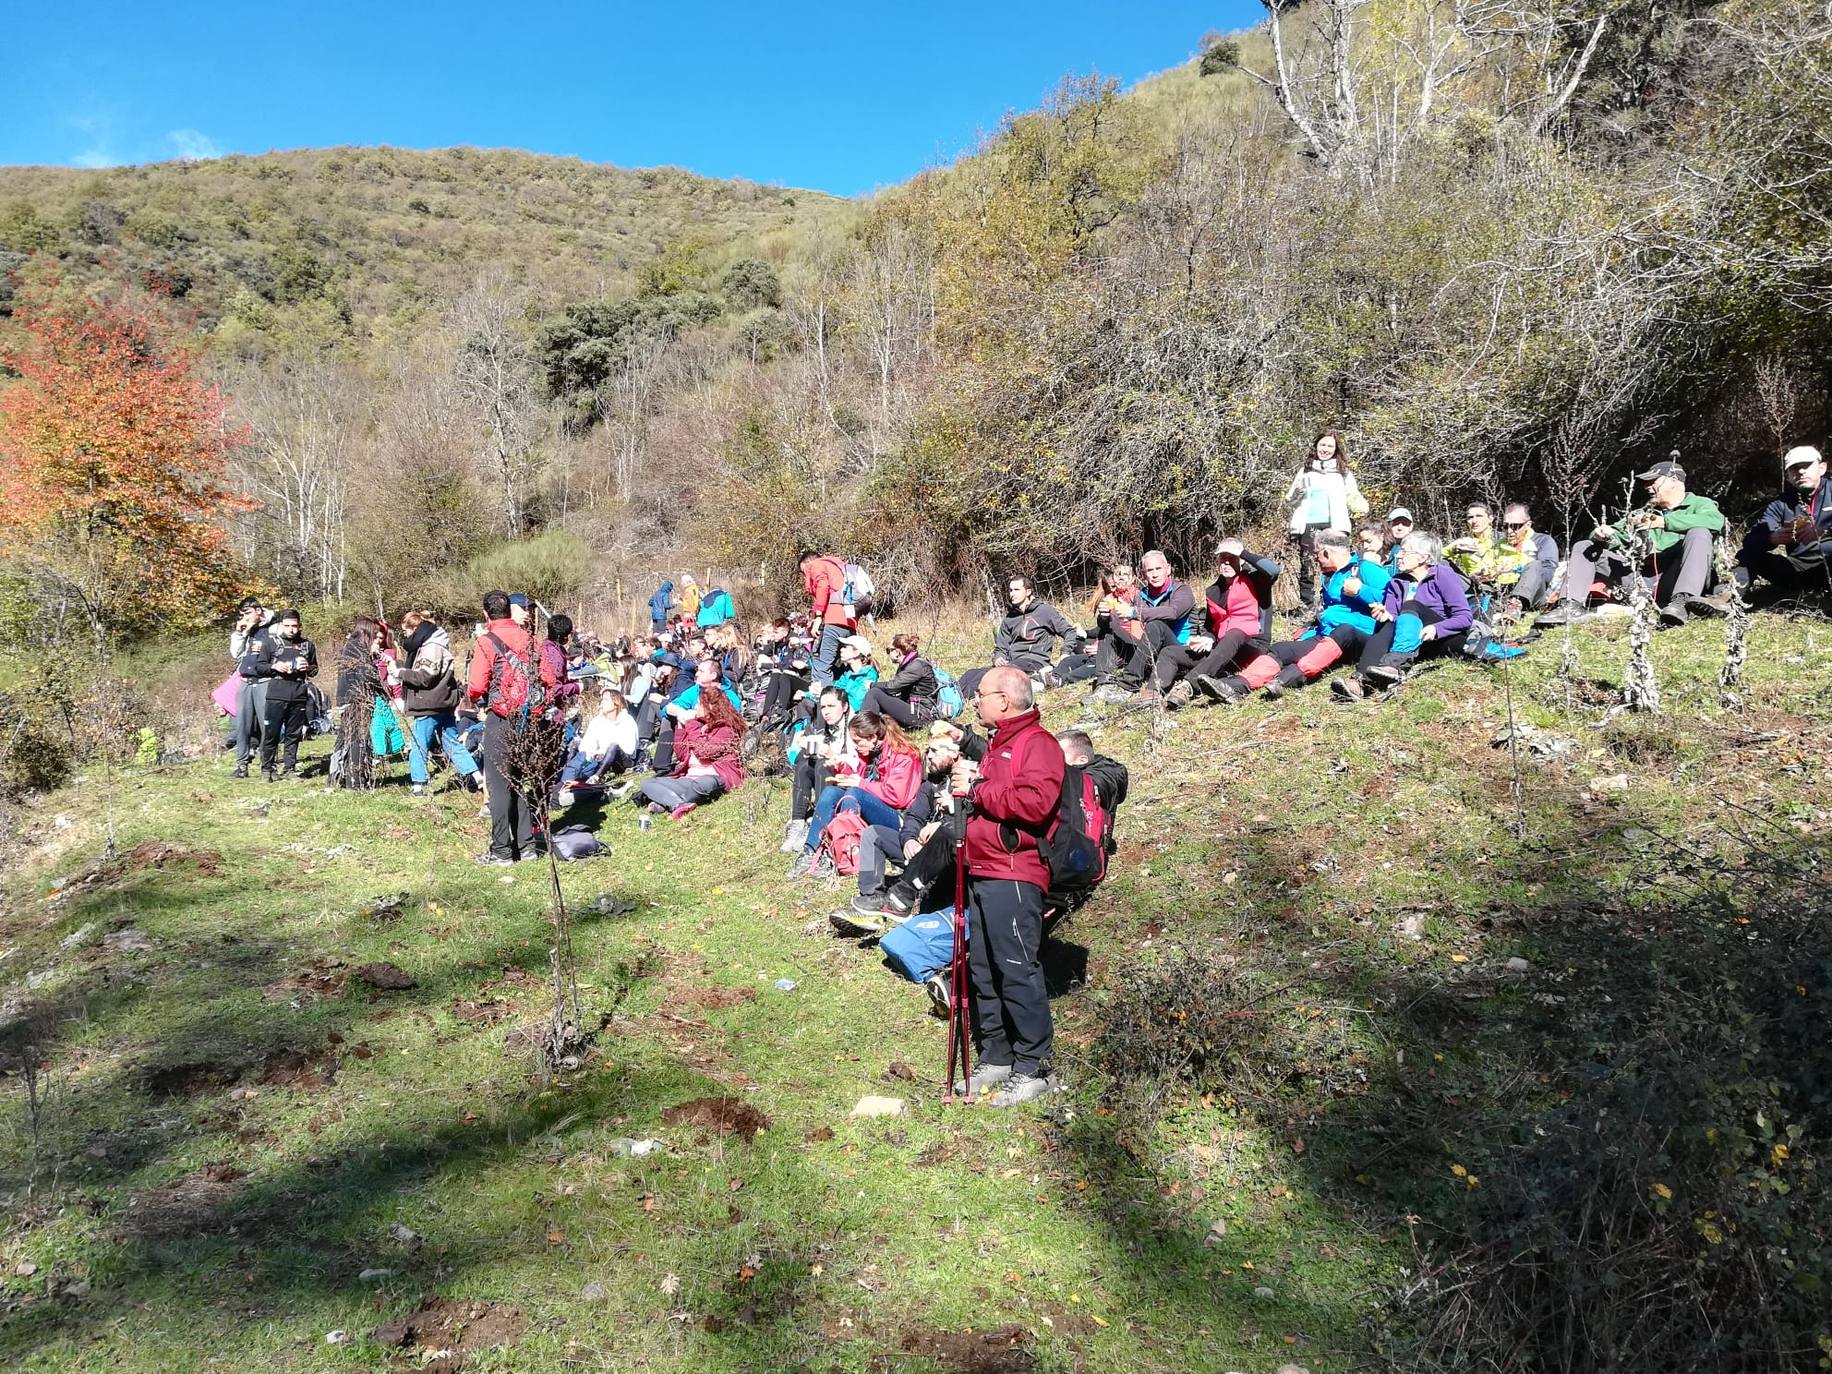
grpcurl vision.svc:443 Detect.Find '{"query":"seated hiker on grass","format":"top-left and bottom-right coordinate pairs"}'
top-left (778, 686), bottom-right (857, 854)
top-left (830, 734), bottom-right (956, 931)
top-left (830, 634), bottom-right (881, 713)
top-left (958, 575), bottom-right (1080, 700)
top-left (1177, 539), bottom-right (1281, 707)
top-left (1384, 508), bottom-right (1415, 569)
top-left (1538, 457), bottom-right (1727, 628)
top-left (1731, 445), bottom-right (1830, 603)
top-left (705, 623), bottom-right (752, 694)
top-left (1198, 529), bottom-right (1391, 705)
top-left (859, 632), bottom-right (944, 728)
top-left (754, 619), bottom-right (810, 728)
top-left (787, 711), bottom-right (924, 880)
top-left (1447, 503), bottom-right (1524, 593)
top-left (1332, 531), bottom-right (1475, 700)
top-left (1049, 564), bottom-right (1140, 687)
top-left (1497, 505), bottom-right (1561, 615)
top-left (636, 688), bottom-right (746, 821)
top-left (557, 688), bottom-right (638, 798)
top-left (1090, 549), bottom-right (1196, 705)
top-left (653, 658), bottom-right (742, 772)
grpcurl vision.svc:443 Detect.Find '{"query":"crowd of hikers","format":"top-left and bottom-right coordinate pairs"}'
top-left (214, 437), bottom-right (1831, 1107)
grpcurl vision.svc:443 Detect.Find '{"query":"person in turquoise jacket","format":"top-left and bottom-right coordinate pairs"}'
top-left (695, 586), bottom-right (735, 628)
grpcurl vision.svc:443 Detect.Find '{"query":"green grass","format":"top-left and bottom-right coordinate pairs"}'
top-left (1, 609), bottom-right (1828, 1371)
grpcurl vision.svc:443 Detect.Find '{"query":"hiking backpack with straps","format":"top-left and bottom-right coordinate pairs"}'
top-left (483, 632), bottom-right (537, 716)
top-left (933, 664), bottom-right (964, 720)
top-left (1039, 763), bottom-right (1114, 912)
top-left (820, 807), bottom-right (870, 876)
top-left (841, 560), bottom-right (875, 612)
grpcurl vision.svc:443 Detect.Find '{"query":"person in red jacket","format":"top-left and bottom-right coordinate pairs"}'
top-left (1171, 539), bottom-right (1281, 705)
top-left (798, 548), bottom-right (857, 687)
top-left (787, 712), bottom-right (923, 879)
top-left (951, 665), bottom-right (1067, 1107)
top-left (636, 690), bottom-right (747, 821)
top-left (465, 590), bottom-right (560, 865)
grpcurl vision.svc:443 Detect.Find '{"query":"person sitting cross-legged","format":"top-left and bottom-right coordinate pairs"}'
top-left (1538, 458), bottom-right (1727, 628)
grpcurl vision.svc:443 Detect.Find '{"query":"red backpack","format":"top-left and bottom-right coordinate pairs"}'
top-left (820, 808), bottom-right (870, 877)
top-left (1040, 764), bottom-right (1113, 911)
top-left (483, 632), bottom-right (535, 717)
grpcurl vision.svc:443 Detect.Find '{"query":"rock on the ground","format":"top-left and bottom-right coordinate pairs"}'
top-left (355, 961), bottom-right (417, 990)
top-left (102, 928), bottom-right (155, 953)
top-left (1397, 914), bottom-right (1426, 941)
top-left (388, 1222), bottom-right (421, 1245)
top-left (580, 1280), bottom-right (609, 1303)
top-left (850, 1095), bottom-right (906, 1118)
top-left (1589, 773), bottom-right (1631, 795)
top-left (1253, 1284), bottom-right (1276, 1300)
top-left (358, 1267), bottom-right (393, 1282)
top-left (1504, 956), bottom-right (1532, 975)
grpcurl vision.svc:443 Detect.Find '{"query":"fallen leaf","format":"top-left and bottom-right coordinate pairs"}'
top-left (547, 1230), bottom-right (566, 1244)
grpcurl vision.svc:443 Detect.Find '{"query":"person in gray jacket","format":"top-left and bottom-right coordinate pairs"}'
top-left (957, 576), bottom-right (1080, 699)
top-left (1499, 504), bottom-right (1561, 613)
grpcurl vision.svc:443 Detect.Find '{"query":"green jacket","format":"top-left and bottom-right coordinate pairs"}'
top-left (1601, 493), bottom-right (1725, 556)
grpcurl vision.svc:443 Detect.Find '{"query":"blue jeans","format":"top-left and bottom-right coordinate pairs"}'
top-left (561, 746), bottom-right (631, 786)
top-left (810, 624), bottom-right (847, 686)
top-left (806, 785), bottom-right (903, 852)
top-left (408, 712), bottom-right (481, 785)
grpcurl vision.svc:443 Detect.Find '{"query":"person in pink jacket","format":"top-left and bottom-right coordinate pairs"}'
top-left (787, 712), bottom-right (923, 879)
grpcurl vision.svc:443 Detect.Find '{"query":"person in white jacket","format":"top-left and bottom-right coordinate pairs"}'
top-left (557, 689), bottom-right (639, 797)
top-left (1284, 431), bottom-right (1368, 609)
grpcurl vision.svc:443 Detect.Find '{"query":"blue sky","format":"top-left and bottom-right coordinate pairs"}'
top-left (1, 2), bottom-right (1257, 196)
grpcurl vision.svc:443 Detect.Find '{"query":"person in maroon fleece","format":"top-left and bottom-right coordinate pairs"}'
top-left (951, 665), bottom-right (1067, 1107)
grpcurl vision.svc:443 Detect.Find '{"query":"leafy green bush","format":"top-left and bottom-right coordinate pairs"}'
top-left (415, 530), bottom-right (591, 620)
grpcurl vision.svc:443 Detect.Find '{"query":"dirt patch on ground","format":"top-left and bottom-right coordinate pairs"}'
top-left (122, 1163), bottom-right (250, 1240)
top-left (372, 1296), bottom-right (526, 1372)
top-left (356, 961), bottom-right (418, 990)
top-left (451, 996), bottom-right (518, 1026)
top-left (141, 1059), bottom-right (239, 1098)
top-left (896, 1325), bottom-right (1037, 1373)
top-left (50, 840), bottom-right (224, 903)
top-left (264, 958), bottom-right (348, 1003)
top-left (661, 1096), bottom-right (772, 1141)
top-left (258, 1042), bottom-right (339, 1090)
top-left (677, 983), bottom-right (757, 1011)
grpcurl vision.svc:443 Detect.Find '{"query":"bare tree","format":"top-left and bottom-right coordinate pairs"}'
top-left (452, 271), bottom-right (545, 536)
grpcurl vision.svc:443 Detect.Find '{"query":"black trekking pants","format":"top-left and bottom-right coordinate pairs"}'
top-left (260, 692), bottom-right (306, 773)
top-left (482, 714), bottom-right (534, 859)
top-left (967, 876), bottom-right (1052, 1077)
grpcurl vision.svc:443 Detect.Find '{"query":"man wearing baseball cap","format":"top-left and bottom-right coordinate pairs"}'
top-left (1730, 445), bottom-right (1829, 601)
top-left (1538, 458), bottom-right (1726, 628)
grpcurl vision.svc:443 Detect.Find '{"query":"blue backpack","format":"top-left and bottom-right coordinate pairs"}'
top-left (933, 665), bottom-right (964, 720)
top-left (880, 906), bottom-right (968, 984)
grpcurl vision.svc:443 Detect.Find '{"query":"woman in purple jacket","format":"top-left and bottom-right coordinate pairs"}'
top-left (1338, 532), bottom-right (1474, 696)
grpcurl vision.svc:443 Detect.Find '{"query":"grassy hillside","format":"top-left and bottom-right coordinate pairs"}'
top-left (0, 147), bottom-right (853, 340)
top-left (2, 609), bottom-right (1827, 1372)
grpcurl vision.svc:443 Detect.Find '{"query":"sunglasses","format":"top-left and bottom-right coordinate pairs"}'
top-left (1503, 521), bottom-right (1527, 530)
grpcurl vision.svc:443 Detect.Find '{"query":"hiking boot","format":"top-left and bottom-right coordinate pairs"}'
top-left (231, 764), bottom-right (249, 779)
top-left (1261, 676), bottom-right (1288, 701)
top-left (1164, 679), bottom-right (1194, 709)
top-left (850, 889), bottom-right (898, 917)
top-left (1686, 591), bottom-right (1731, 618)
top-left (1137, 684), bottom-right (1162, 705)
top-left (810, 850), bottom-right (837, 881)
top-left (1331, 675), bottom-right (1367, 701)
top-left (412, 784), bottom-right (427, 798)
top-left (263, 769), bottom-right (278, 783)
top-left (473, 852), bottom-right (515, 867)
top-left (1535, 602), bottom-right (1585, 626)
top-left (1042, 670), bottom-right (1064, 690)
top-left (607, 780), bottom-right (635, 802)
top-left (1090, 683), bottom-right (1136, 706)
top-left (987, 1071), bottom-right (1060, 1108)
top-left (276, 765), bottom-right (297, 781)
top-left (1362, 663), bottom-right (1404, 689)
top-left (925, 974), bottom-right (951, 1019)
top-left (785, 849), bottom-right (817, 881)
top-left (1658, 603), bottom-right (1689, 629)
top-left (829, 908), bottom-right (888, 936)
top-left (669, 802), bottom-right (698, 821)
top-left (951, 1061), bottom-right (1013, 1097)
top-left (779, 818), bottom-right (809, 854)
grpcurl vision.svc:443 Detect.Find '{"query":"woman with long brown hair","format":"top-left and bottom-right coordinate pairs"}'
top-left (1283, 429), bottom-right (1369, 610)
top-left (333, 615), bottom-right (384, 789)
top-left (636, 683), bottom-right (747, 821)
top-left (786, 710), bottom-right (924, 880)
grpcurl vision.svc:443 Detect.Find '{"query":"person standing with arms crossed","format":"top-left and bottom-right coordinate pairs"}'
top-left (950, 665), bottom-right (1066, 1107)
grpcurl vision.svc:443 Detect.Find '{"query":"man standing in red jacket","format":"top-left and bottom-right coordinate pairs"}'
top-left (465, 590), bottom-right (559, 865)
top-left (798, 548), bottom-right (857, 687)
top-left (950, 664), bottom-right (1067, 1107)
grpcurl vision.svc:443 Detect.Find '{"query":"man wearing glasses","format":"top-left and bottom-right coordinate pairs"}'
top-left (1497, 504), bottom-right (1561, 615)
top-left (950, 666), bottom-right (1066, 1108)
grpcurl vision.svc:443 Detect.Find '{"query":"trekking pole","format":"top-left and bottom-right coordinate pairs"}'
top-left (943, 804), bottom-right (973, 1104)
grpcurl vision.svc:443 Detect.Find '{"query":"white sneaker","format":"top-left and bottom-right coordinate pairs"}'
top-left (951, 1062), bottom-right (1013, 1097)
top-left (987, 1072), bottom-right (1060, 1108)
top-left (779, 818), bottom-right (809, 853)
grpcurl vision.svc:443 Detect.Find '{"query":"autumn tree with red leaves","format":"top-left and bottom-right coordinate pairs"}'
top-left (0, 295), bottom-right (255, 637)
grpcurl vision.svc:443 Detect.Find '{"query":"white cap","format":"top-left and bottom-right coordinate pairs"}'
top-left (1388, 507), bottom-right (1414, 523)
top-left (1783, 445), bottom-right (1822, 470)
